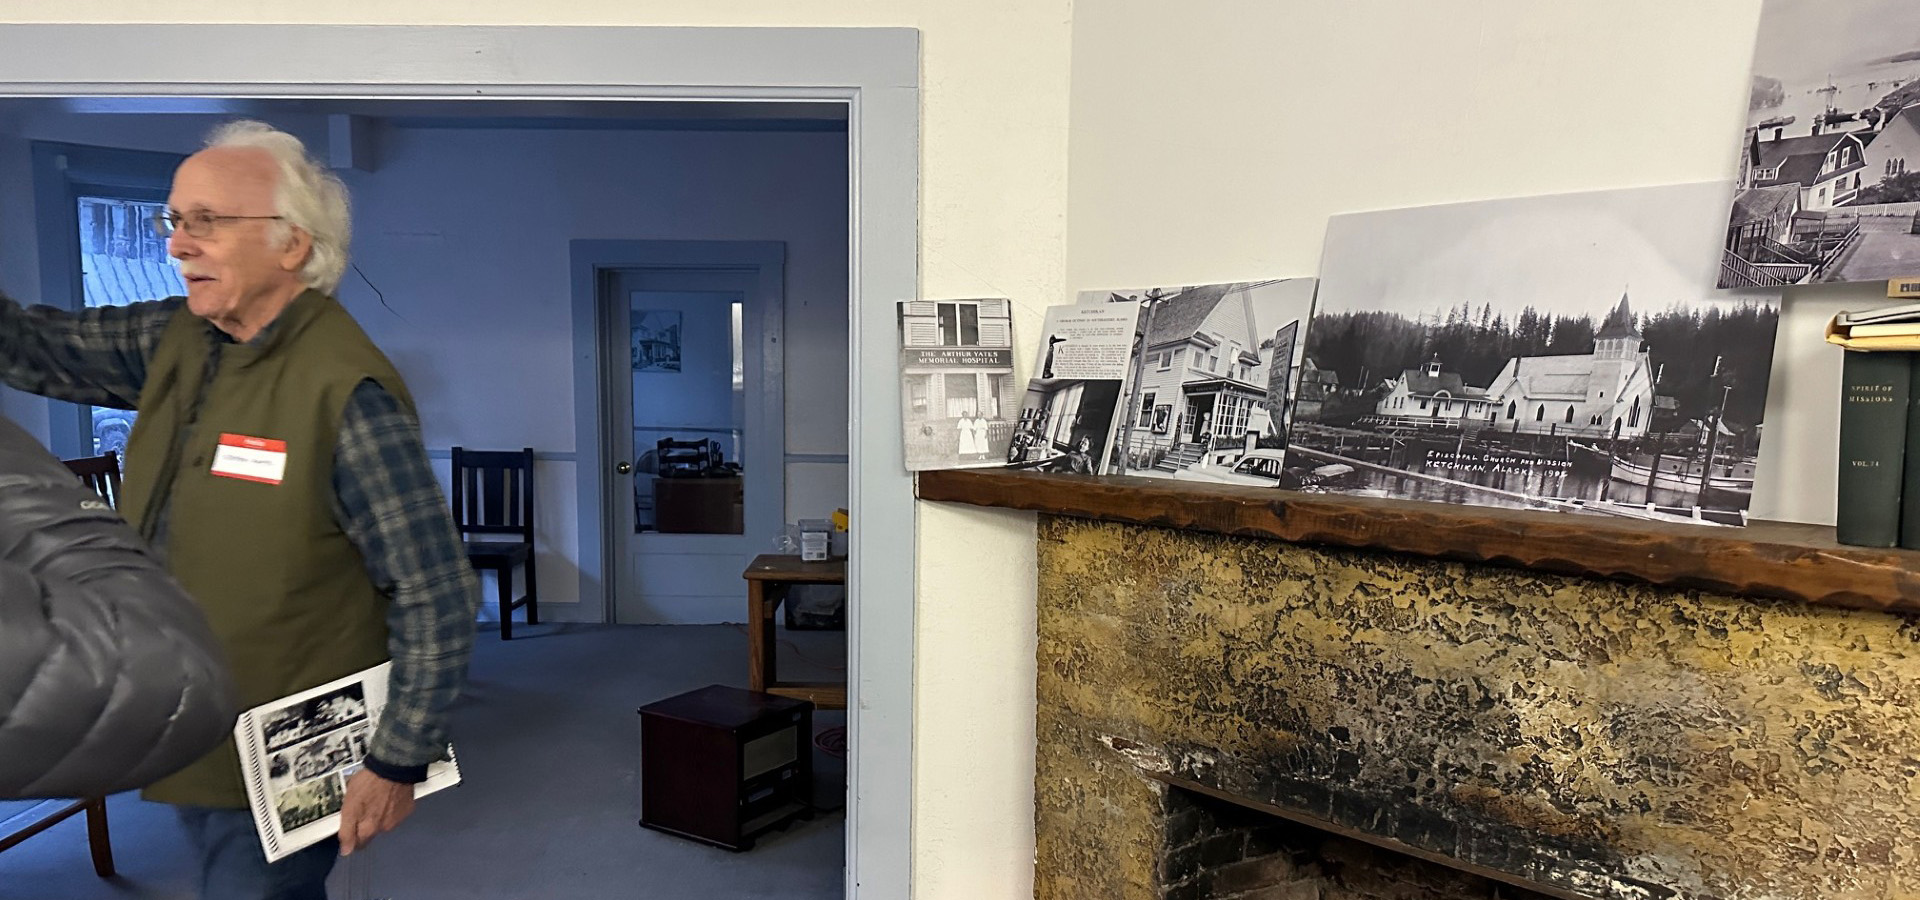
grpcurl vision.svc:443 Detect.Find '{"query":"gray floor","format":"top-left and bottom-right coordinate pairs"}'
top-left (2, 623), bottom-right (848, 899)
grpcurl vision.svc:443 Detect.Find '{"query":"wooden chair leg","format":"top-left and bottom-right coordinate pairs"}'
top-left (524, 555), bottom-right (538, 626)
top-left (83, 797), bottom-right (113, 878)
top-left (498, 566), bottom-right (513, 641)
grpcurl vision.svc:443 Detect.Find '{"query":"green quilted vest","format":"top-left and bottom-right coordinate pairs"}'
top-left (122, 290), bottom-right (415, 808)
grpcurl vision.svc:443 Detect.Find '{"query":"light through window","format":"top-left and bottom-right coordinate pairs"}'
top-left (78, 196), bottom-right (184, 455)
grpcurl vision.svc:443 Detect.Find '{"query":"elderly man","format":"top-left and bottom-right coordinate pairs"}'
top-left (0, 120), bottom-right (479, 900)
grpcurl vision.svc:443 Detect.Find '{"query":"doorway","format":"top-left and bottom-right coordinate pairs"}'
top-left (584, 243), bottom-right (787, 624)
top-left (0, 23), bottom-right (918, 899)
top-left (1186, 394), bottom-right (1215, 444)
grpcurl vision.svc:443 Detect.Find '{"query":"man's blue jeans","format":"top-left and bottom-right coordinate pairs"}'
top-left (175, 806), bottom-right (338, 900)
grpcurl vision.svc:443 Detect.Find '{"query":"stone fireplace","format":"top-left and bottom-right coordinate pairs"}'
top-left (1029, 514), bottom-right (1920, 899)
top-left (1157, 783), bottom-right (1557, 899)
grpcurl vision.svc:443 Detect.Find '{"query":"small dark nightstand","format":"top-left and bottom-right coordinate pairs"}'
top-left (638, 685), bottom-right (814, 851)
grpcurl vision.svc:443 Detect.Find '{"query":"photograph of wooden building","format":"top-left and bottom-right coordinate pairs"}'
top-left (896, 298), bottom-right (1018, 470)
top-left (1087, 279), bottom-right (1316, 478)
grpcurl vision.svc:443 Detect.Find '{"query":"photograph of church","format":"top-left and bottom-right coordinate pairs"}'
top-left (1294, 184), bottom-right (1782, 526)
top-left (1477, 294), bottom-right (1657, 440)
top-left (1368, 294), bottom-right (1659, 441)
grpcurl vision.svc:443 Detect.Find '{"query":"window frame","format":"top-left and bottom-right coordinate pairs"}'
top-left (30, 141), bottom-right (186, 458)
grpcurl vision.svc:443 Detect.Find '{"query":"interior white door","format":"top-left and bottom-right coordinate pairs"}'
top-left (604, 267), bottom-right (782, 623)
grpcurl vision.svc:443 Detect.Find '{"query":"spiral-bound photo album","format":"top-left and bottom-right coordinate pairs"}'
top-left (233, 662), bottom-right (461, 862)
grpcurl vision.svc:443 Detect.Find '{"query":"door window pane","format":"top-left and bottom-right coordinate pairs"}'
top-left (631, 293), bottom-right (744, 534)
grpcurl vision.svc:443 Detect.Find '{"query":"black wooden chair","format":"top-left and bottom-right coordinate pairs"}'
top-left (63, 451), bottom-right (122, 509)
top-left (0, 453), bottom-right (131, 878)
top-left (0, 799), bottom-right (114, 878)
top-left (451, 447), bottom-right (538, 639)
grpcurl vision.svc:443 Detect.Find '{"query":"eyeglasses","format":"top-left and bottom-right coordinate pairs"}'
top-left (151, 210), bottom-right (285, 239)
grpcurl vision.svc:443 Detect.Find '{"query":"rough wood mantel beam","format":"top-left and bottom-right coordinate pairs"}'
top-left (916, 468), bottom-right (1920, 613)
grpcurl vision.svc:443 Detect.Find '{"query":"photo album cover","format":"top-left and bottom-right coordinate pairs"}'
top-left (235, 662), bottom-right (461, 862)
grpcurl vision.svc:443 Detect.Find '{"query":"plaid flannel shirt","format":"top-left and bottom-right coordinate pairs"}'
top-left (0, 295), bottom-right (479, 782)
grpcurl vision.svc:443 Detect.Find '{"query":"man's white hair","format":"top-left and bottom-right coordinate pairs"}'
top-left (204, 120), bottom-right (351, 294)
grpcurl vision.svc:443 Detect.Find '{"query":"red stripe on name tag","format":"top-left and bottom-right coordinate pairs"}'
top-left (219, 433), bottom-right (288, 453)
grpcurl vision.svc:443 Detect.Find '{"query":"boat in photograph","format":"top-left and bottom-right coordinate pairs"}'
top-left (1567, 441), bottom-right (1756, 498)
top-left (1608, 453), bottom-right (1755, 498)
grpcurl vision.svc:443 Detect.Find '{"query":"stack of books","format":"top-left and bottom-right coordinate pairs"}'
top-left (1831, 303), bottom-right (1920, 547)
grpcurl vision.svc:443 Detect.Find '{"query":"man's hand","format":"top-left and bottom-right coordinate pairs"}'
top-left (337, 768), bottom-right (415, 856)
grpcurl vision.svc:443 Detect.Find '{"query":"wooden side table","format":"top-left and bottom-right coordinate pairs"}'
top-left (742, 554), bottom-right (846, 710)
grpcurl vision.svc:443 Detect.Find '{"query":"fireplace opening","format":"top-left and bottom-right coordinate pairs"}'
top-left (1159, 786), bottom-right (1561, 900)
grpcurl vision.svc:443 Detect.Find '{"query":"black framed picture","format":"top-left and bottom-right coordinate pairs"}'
top-left (632, 310), bottom-right (682, 372)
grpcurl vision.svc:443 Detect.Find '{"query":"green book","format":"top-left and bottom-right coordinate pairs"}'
top-left (1837, 349), bottom-right (1910, 547)
top-left (1904, 356), bottom-right (1920, 549)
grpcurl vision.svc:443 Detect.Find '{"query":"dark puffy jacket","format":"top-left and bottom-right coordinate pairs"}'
top-left (0, 413), bottom-right (237, 799)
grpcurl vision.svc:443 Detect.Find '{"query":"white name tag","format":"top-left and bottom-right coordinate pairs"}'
top-left (210, 433), bottom-right (288, 485)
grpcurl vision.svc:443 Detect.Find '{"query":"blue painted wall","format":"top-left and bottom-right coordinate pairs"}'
top-left (0, 108), bottom-right (850, 618)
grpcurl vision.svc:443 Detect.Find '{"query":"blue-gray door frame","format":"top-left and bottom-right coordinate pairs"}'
top-left (0, 24), bottom-right (920, 898)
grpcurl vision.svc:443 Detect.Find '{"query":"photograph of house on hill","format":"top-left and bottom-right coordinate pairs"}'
top-left (1297, 183), bottom-right (1782, 526)
top-left (1721, 0), bottom-right (1920, 287)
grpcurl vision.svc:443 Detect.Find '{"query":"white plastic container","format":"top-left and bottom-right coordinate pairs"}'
top-left (798, 518), bottom-right (832, 561)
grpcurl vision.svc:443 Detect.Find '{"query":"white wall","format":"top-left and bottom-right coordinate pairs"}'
top-left (1069, 0), bottom-right (1869, 532)
top-left (628, 293), bottom-right (735, 455)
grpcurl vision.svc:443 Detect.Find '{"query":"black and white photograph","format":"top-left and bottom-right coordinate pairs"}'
top-left (631, 309), bottom-right (683, 372)
top-left (266, 723), bottom-right (370, 831)
top-left (1295, 183), bottom-right (1782, 526)
top-left (896, 299), bottom-right (1019, 471)
top-left (1721, 0), bottom-right (1920, 287)
top-left (1087, 280), bottom-right (1318, 486)
top-left (1005, 301), bottom-right (1140, 474)
top-left (260, 682), bottom-right (368, 753)
top-left (271, 770), bottom-right (345, 833)
top-left (269, 725), bottom-right (372, 784)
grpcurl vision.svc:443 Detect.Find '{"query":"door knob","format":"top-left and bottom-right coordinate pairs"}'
top-left (615, 461), bottom-right (633, 474)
